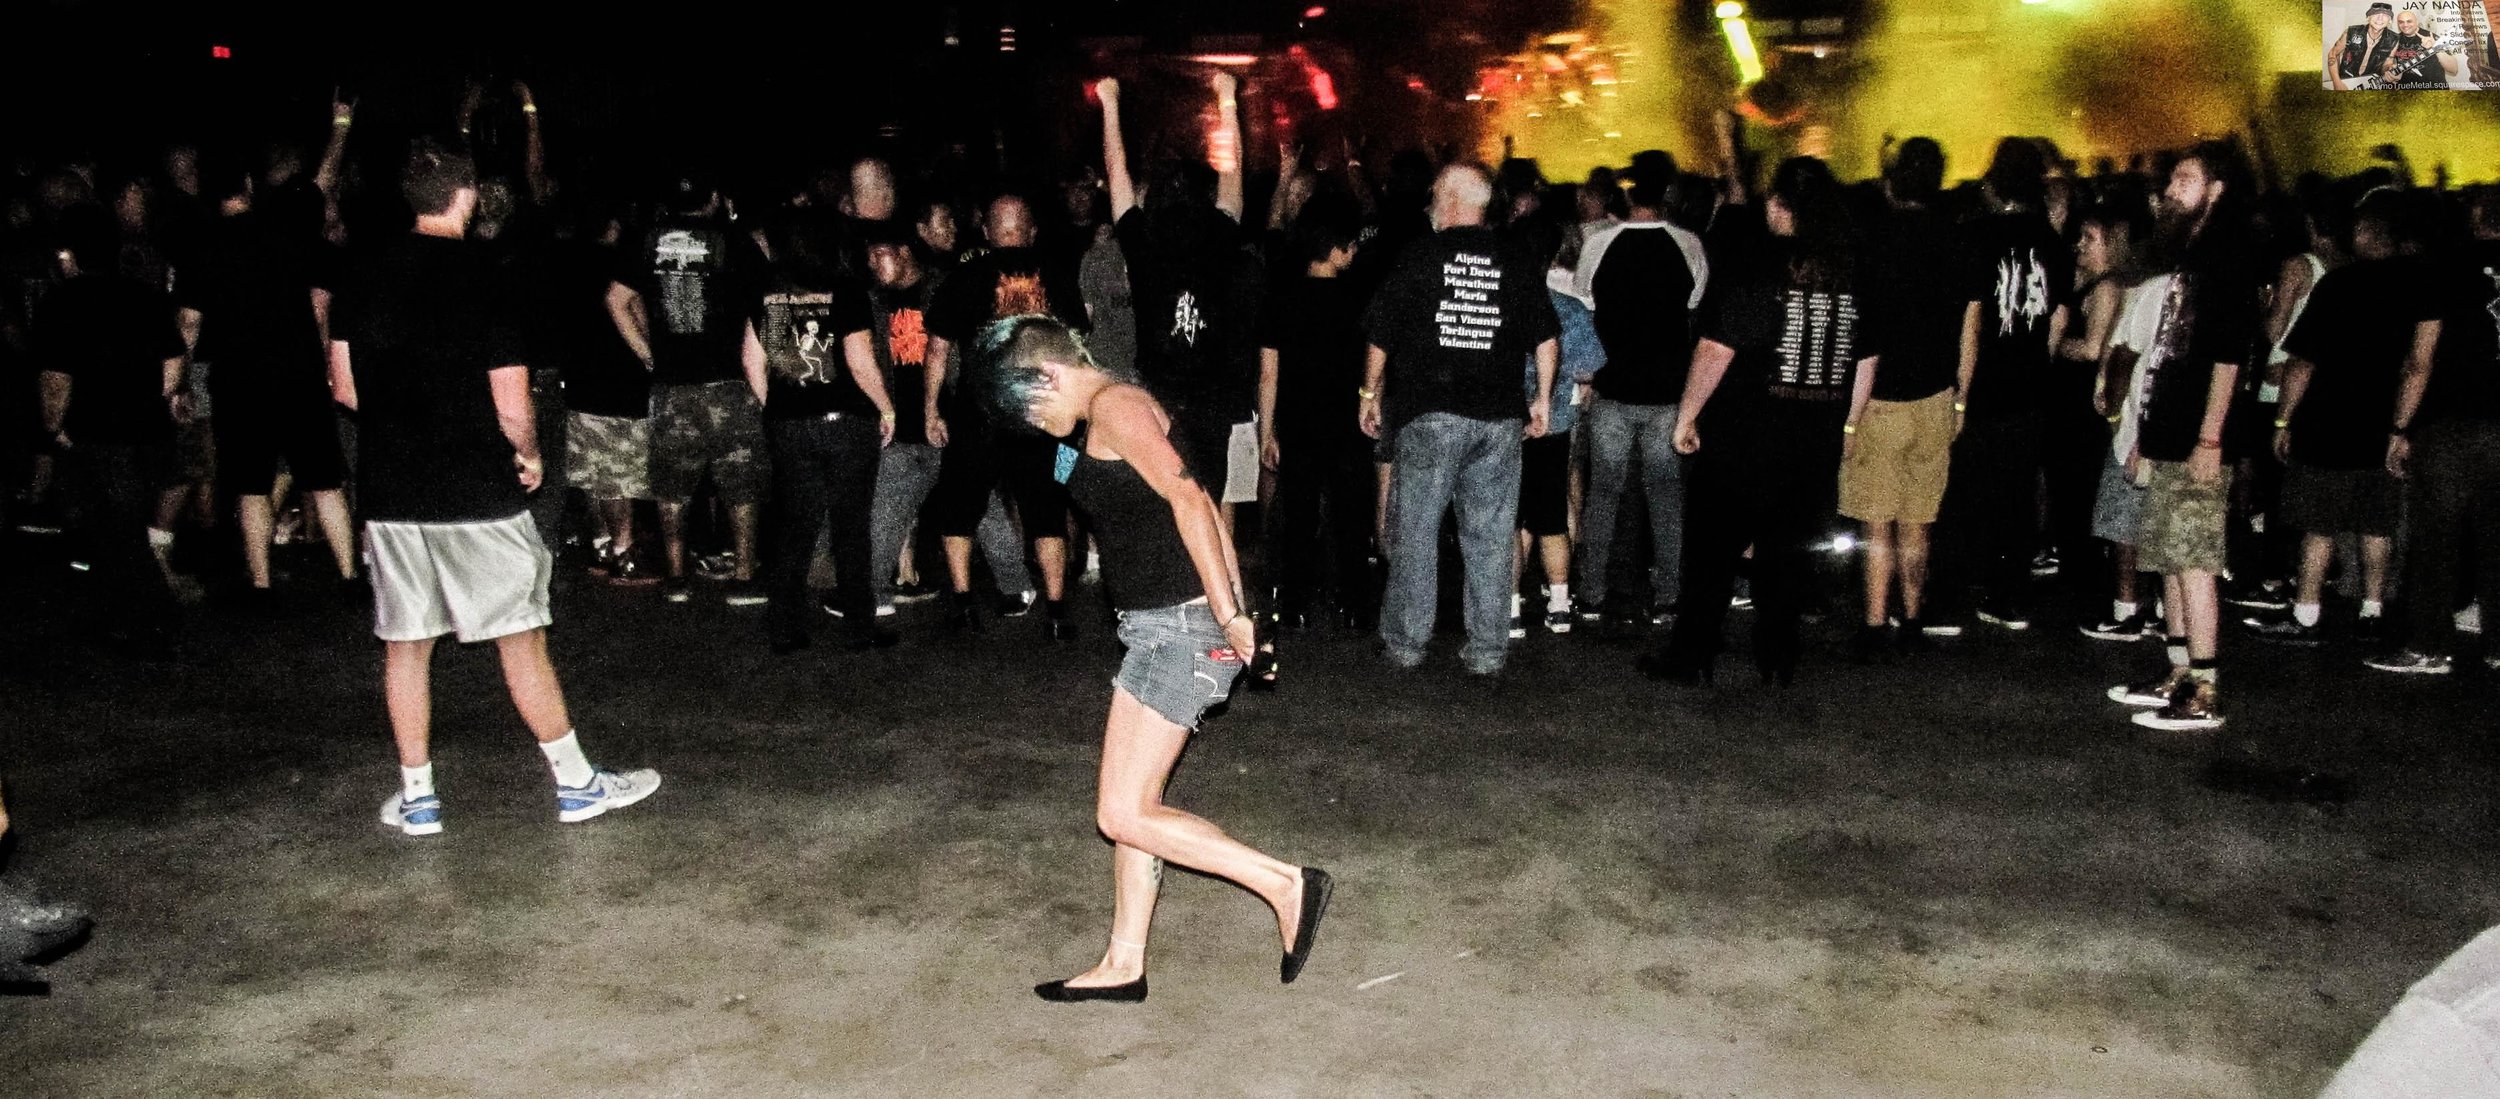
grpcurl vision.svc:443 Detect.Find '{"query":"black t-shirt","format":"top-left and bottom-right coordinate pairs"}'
top-left (174, 213), bottom-right (336, 392)
top-left (870, 275), bottom-right (941, 446)
top-left (2387, 32), bottom-right (2450, 88)
top-left (1963, 210), bottom-right (2074, 422)
top-left (2282, 258), bottom-right (2437, 468)
top-left (1360, 226), bottom-right (1561, 431)
top-left (756, 273), bottom-right (877, 421)
top-left (2424, 240), bottom-right (2500, 425)
top-left (1699, 260), bottom-right (1880, 424)
top-left (1259, 274), bottom-right (1368, 443)
top-left (1588, 225), bottom-right (1700, 405)
top-left (927, 247), bottom-right (1084, 428)
top-left (332, 234), bottom-right (530, 524)
top-left (638, 219), bottom-right (758, 386)
top-left (1116, 206), bottom-right (1256, 418)
top-left (2135, 245), bottom-right (2263, 463)
top-left (35, 275), bottom-right (184, 446)
top-left (525, 238), bottom-right (649, 419)
top-left (1870, 205), bottom-right (1983, 402)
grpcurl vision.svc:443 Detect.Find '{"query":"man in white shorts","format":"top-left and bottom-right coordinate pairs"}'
top-left (329, 140), bottom-right (660, 837)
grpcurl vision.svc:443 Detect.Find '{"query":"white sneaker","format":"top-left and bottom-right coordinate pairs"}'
top-left (556, 768), bottom-right (662, 823)
top-left (381, 792), bottom-right (444, 837)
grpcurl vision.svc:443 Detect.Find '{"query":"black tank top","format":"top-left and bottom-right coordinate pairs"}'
top-left (1067, 421), bottom-right (1205, 611)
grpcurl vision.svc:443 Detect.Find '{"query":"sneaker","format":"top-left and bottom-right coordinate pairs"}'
top-left (694, 553), bottom-right (737, 580)
top-left (661, 576), bottom-right (691, 603)
top-left (556, 767), bottom-right (662, 823)
top-left (2224, 580), bottom-right (2290, 611)
top-left (1541, 609), bottom-right (1572, 635)
top-left (605, 554), bottom-right (660, 587)
top-left (1894, 618), bottom-right (1940, 653)
top-left (1574, 598), bottom-right (1606, 623)
top-left (2245, 616), bottom-right (2324, 647)
top-left (2080, 613), bottom-right (2152, 642)
top-left (2364, 650), bottom-right (2454, 675)
top-left (1913, 618), bottom-right (1964, 638)
top-left (2109, 667), bottom-right (2190, 707)
top-left (1728, 594), bottom-right (1755, 611)
top-left (1648, 602), bottom-right (1676, 627)
top-left (2459, 604), bottom-right (2484, 635)
top-left (892, 579), bottom-right (941, 604)
top-left (1975, 604), bottom-right (2031, 631)
top-left (380, 792), bottom-right (443, 837)
top-left (723, 581), bottom-right (769, 607)
top-left (995, 589), bottom-right (1037, 618)
top-left (1508, 613), bottom-right (1527, 640)
top-left (1848, 625), bottom-right (1892, 664)
top-left (2354, 615), bottom-right (2390, 647)
top-left (2029, 550), bottom-right (2061, 577)
top-left (2132, 680), bottom-right (2223, 730)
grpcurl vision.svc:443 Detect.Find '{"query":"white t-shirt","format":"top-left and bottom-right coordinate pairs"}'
top-left (2106, 273), bottom-right (2175, 461)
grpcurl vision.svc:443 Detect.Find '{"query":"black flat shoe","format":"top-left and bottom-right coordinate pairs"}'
top-left (1635, 652), bottom-right (1714, 686)
top-left (1032, 977), bottom-right (1148, 1003)
top-left (1281, 867), bottom-right (1334, 984)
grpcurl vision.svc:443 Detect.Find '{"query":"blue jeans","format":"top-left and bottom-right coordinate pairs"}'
top-left (1381, 412), bottom-right (1523, 673)
top-left (1577, 397), bottom-right (1684, 610)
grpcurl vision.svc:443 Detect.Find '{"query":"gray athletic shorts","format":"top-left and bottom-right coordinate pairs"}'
top-left (1112, 601), bottom-right (1244, 730)
top-left (2091, 452), bottom-right (2147, 545)
top-left (369, 513), bottom-right (554, 643)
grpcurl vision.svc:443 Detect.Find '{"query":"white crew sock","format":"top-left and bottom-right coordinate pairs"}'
top-left (2113, 600), bottom-right (2138, 621)
top-left (2293, 602), bottom-right (2322, 628)
top-left (1510, 592), bottom-right (1524, 618)
top-left (1547, 584), bottom-right (1571, 613)
top-left (540, 731), bottom-right (596, 788)
top-left (2359, 600), bottom-right (2383, 619)
top-left (148, 527), bottom-right (175, 549)
top-left (401, 763), bottom-right (435, 801)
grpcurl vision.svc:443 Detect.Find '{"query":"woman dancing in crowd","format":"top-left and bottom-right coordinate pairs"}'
top-left (978, 315), bottom-right (1331, 1004)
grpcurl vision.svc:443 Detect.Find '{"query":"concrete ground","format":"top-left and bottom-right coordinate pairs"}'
top-left (3, 551), bottom-right (2495, 1098)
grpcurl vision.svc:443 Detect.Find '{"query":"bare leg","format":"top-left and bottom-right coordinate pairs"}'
top-left (2114, 543), bottom-right (2139, 605)
top-left (1035, 535), bottom-right (1069, 601)
top-left (597, 499), bottom-right (636, 555)
top-left (730, 502), bottom-right (761, 582)
top-left (2163, 573), bottom-right (2188, 638)
top-left (2182, 570), bottom-right (2221, 662)
top-left (1059, 688), bottom-right (1304, 988)
top-left (238, 494), bottom-right (276, 588)
top-left (310, 488), bottom-right (357, 578)
top-left (897, 525), bottom-right (921, 587)
top-left (385, 638), bottom-right (438, 767)
top-left (494, 628), bottom-right (574, 743)
top-left (1898, 522), bottom-right (1932, 620)
top-left (2294, 533), bottom-right (2332, 608)
top-left (1538, 533), bottom-right (1570, 589)
top-left (153, 484), bottom-right (188, 532)
top-left (658, 501), bottom-right (688, 577)
top-left (943, 536), bottom-right (974, 592)
top-left (1862, 521), bottom-right (1895, 627)
top-left (2361, 534), bottom-right (2393, 605)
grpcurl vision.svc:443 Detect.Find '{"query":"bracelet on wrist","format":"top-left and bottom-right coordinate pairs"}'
top-left (2196, 438), bottom-right (2223, 450)
top-left (1841, 423), bottom-right (1858, 435)
top-left (1951, 402), bottom-right (1967, 413)
top-left (1358, 387), bottom-right (1378, 401)
top-left (2272, 419), bottom-right (2289, 430)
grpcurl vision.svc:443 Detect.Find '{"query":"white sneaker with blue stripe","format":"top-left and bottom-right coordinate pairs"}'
top-left (381, 792), bottom-right (444, 837)
top-left (556, 768), bottom-right (662, 823)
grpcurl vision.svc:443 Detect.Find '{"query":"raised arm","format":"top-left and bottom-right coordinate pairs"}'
top-left (316, 90), bottom-right (354, 198)
top-left (1099, 79), bottom-right (1136, 221)
top-left (515, 80), bottom-right (549, 203)
top-left (1212, 72), bottom-right (1245, 222)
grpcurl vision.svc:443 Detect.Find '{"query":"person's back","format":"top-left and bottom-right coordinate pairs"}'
top-left (640, 216), bottom-right (751, 386)
top-left (336, 234), bottom-right (525, 525)
top-left (39, 273), bottom-right (181, 447)
top-left (1963, 207), bottom-right (2072, 423)
top-left (1587, 221), bottom-right (1702, 405)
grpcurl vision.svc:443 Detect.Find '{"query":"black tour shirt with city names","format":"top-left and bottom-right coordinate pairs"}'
top-left (1360, 226), bottom-right (1560, 434)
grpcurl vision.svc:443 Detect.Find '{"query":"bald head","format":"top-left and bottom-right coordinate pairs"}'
top-left (1431, 164), bottom-right (1493, 231)
top-left (844, 158), bottom-right (896, 222)
top-left (986, 194), bottom-right (1035, 249)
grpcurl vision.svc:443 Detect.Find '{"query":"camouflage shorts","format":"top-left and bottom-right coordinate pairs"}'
top-left (2134, 459), bottom-right (2231, 576)
top-left (650, 381), bottom-right (768, 505)
top-left (565, 411), bottom-right (653, 500)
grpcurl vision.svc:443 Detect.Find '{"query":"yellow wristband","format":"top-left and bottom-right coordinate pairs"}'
top-left (2272, 418), bottom-right (2289, 430)
top-left (1841, 423), bottom-right (1859, 435)
top-left (521, 103), bottom-right (538, 114)
top-left (1358, 387), bottom-right (1378, 401)
top-left (1951, 402), bottom-right (1967, 413)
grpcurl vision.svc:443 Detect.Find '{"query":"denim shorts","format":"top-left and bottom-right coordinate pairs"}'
top-left (1113, 601), bottom-right (1244, 730)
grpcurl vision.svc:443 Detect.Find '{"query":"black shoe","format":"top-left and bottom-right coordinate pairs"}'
top-left (1045, 602), bottom-right (1077, 642)
top-left (768, 633), bottom-right (812, 655)
top-left (1757, 660), bottom-right (1797, 687)
top-left (891, 579), bottom-right (940, 604)
top-left (839, 628), bottom-right (900, 651)
top-left (2245, 615), bottom-right (2323, 647)
top-left (2079, 612), bottom-right (2152, 642)
top-left (1033, 977), bottom-right (1149, 1003)
top-left (2354, 614), bottom-right (2390, 647)
top-left (943, 593), bottom-right (983, 634)
top-left (1974, 602), bottom-right (2031, 631)
top-left (1895, 619), bottom-right (1940, 653)
top-left (994, 590), bottom-right (1036, 618)
top-left (1848, 625), bottom-right (1891, 664)
top-left (2224, 580), bottom-right (2290, 611)
top-left (1281, 867), bottom-right (1334, 984)
top-left (662, 576), bottom-right (692, 604)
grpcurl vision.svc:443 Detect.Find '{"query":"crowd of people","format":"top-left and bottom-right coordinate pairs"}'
top-left (7, 79), bottom-right (2499, 733)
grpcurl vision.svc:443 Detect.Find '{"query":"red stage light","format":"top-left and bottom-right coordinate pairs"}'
top-left (1304, 6), bottom-right (1327, 18)
top-left (210, 45), bottom-right (232, 59)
